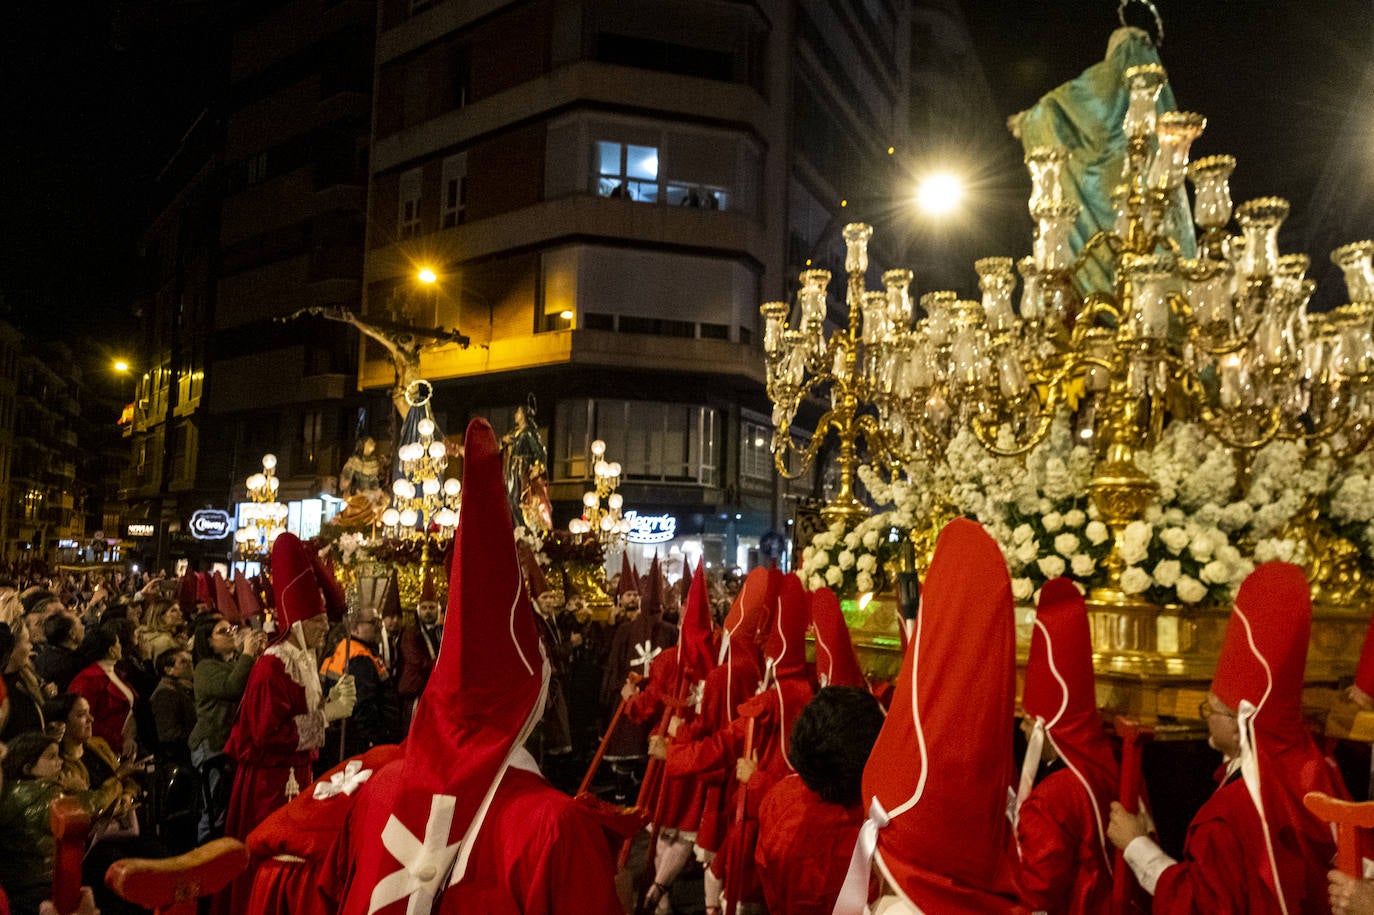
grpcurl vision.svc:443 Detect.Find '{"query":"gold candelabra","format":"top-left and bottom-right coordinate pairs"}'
top-left (763, 61), bottom-right (1374, 601)
top-left (568, 439), bottom-right (631, 547)
top-left (234, 453), bottom-right (286, 560)
top-left (381, 411), bottom-right (460, 540)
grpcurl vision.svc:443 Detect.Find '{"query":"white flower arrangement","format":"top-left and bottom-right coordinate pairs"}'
top-left (798, 508), bottom-right (907, 599)
top-left (817, 413), bottom-right (1343, 609)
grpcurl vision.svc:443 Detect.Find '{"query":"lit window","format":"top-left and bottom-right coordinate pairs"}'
top-left (398, 167), bottom-right (422, 239)
top-left (441, 154), bottom-right (467, 229)
top-left (595, 141), bottom-right (659, 202)
top-left (741, 420), bottom-right (773, 483)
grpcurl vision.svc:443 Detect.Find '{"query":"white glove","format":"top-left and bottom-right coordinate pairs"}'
top-left (322, 675), bottom-right (357, 722)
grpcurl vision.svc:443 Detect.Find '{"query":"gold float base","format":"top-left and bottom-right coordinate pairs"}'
top-left (843, 593), bottom-right (1373, 739)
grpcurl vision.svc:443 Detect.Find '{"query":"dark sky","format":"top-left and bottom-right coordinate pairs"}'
top-left (952, 0), bottom-right (1374, 302)
top-left (0, 2), bottom-right (223, 350)
top-left (1, 1), bottom-right (1371, 349)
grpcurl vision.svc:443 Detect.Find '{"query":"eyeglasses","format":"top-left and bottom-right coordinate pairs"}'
top-left (1198, 699), bottom-right (1236, 720)
top-left (212, 625), bottom-right (239, 637)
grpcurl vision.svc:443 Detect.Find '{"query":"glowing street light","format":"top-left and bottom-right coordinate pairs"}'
top-left (113, 360), bottom-right (130, 373)
top-left (416, 267), bottom-right (438, 284)
top-left (916, 173), bottom-right (963, 215)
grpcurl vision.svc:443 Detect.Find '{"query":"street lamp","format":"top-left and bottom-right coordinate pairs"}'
top-left (916, 173), bottom-right (964, 215)
top-left (113, 360), bottom-right (130, 373)
top-left (416, 267), bottom-right (438, 285)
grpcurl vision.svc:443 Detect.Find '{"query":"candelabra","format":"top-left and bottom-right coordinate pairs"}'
top-left (234, 454), bottom-right (287, 560)
top-left (762, 224), bottom-right (919, 526)
top-left (568, 439), bottom-right (631, 546)
top-left (763, 61), bottom-right (1374, 602)
top-left (380, 415), bottom-right (460, 539)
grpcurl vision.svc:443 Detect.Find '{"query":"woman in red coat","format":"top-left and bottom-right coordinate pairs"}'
top-left (68, 623), bottom-right (137, 757)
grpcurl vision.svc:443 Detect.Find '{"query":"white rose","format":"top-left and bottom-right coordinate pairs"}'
top-left (1086, 521), bottom-right (1109, 545)
top-left (856, 554), bottom-right (877, 573)
top-left (838, 550), bottom-right (856, 570)
top-left (808, 574), bottom-right (825, 590)
top-left (856, 572), bottom-right (875, 593)
top-left (1121, 567), bottom-right (1152, 595)
top-left (1015, 540), bottom-right (1039, 565)
top-left (802, 545), bottom-right (816, 562)
top-left (1160, 527), bottom-right (1190, 555)
top-left (1070, 553), bottom-right (1096, 578)
top-left (1063, 509), bottom-right (1087, 528)
top-left (1042, 512), bottom-right (1064, 533)
top-left (1120, 526), bottom-right (1151, 566)
top-left (844, 532), bottom-right (860, 550)
top-left (1200, 559), bottom-right (1230, 585)
top-left (825, 565), bottom-right (843, 586)
top-left (1054, 533), bottom-right (1080, 556)
top-left (1013, 523), bottom-right (1035, 545)
top-left (1188, 537), bottom-right (1215, 563)
top-left (1152, 559), bottom-right (1182, 589)
top-left (1037, 555), bottom-right (1066, 579)
top-left (862, 530), bottom-right (880, 550)
top-left (1176, 575), bottom-right (1207, 604)
top-left (1012, 577), bottom-right (1034, 601)
top-left (813, 550), bottom-right (830, 569)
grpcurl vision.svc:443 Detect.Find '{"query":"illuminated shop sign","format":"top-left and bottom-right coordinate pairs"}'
top-left (125, 523), bottom-right (156, 539)
top-left (189, 509), bottom-right (233, 541)
top-left (624, 511), bottom-right (677, 544)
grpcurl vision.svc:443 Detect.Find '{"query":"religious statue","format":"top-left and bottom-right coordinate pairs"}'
top-left (278, 306), bottom-right (469, 417)
top-left (501, 400), bottom-right (553, 533)
top-left (339, 436), bottom-right (383, 497)
top-left (332, 436), bottom-right (390, 528)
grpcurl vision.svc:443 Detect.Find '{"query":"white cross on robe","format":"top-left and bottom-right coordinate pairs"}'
top-left (368, 794), bottom-right (461, 915)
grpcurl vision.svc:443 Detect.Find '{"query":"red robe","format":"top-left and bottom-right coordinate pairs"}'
top-left (711, 677), bottom-right (814, 905)
top-left (667, 646), bottom-right (764, 854)
top-left (220, 651), bottom-right (325, 913)
top-left (246, 745), bottom-right (404, 915)
top-left (1016, 765), bottom-right (1113, 915)
top-left (755, 774), bottom-right (861, 915)
top-left (624, 646), bottom-right (705, 834)
top-left (1153, 774), bottom-right (1308, 914)
top-left (345, 757), bottom-right (630, 914)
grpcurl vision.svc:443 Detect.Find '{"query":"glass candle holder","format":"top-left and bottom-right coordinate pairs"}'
top-left (883, 269), bottom-right (914, 330)
top-left (1235, 198), bottom-right (1290, 279)
top-left (1124, 254), bottom-right (1173, 338)
top-left (1187, 155), bottom-right (1236, 230)
top-left (1017, 256), bottom-right (1045, 320)
top-left (1331, 240), bottom-right (1374, 303)
top-left (1033, 201), bottom-right (1080, 272)
top-left (1122, 64), bottom-right (1168, 139)
top-left (1025, 146), bottom-right (1068, 212)
top-left (1148, 111), bottom-right (1206, 190)
top-left (975, 257), bottom-right (1018, 332)
top-left (843, 223), bottom-right (873, 276)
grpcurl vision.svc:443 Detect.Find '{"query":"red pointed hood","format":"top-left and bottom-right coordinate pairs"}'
top-left (420, 564), bottom-right (438, 604)
top-left (1018, 578), bottom-right (1117, 870)
top-left (678, 562), bottom-right (715, 682)
top-left (177, 572), bottom-right (198, 612)
top-left (314, 552), bottom-right (348, 622)
top-left (1210, 561), bottom-right (1346, 912)
top-left (344, 418), bottom-right (547, 914)
top-left (213, 571), bottom-right (240, 624)
top-left (232, 571), bottom-right (262, 619)
top-left (1355, 606), bottom-right (1374, 697)
top-left (763, 573), bottom-right (809, 682)
top-left (640, 554), bottom-right (664, 618)
top-left (618, 554), bottom-right (639, 599)
top-left (836, 518), bottom-right (1021, 914)
top-left (270, 533), bottom-right (331, 634)
top-left (381, 568), bottom-right (403, 620)
top-left (810, 588), bottom-right (865, 689)
top-left (195, 571), bottom-right (213, 606)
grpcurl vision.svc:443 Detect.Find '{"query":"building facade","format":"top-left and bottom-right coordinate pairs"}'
top-left (361, 0), bottom-right (915, 571)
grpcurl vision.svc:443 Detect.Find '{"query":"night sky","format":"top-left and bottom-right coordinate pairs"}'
top-left (1, 1), bottom-right (1371, 351)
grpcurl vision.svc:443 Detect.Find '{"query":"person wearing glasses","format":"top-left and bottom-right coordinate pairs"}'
top-left (1109, 563), bottom-right (1350, 913)
top-left (189, 614), bottom-right (266, 841)
top-left (189, 617), bottom-right (266, 767)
